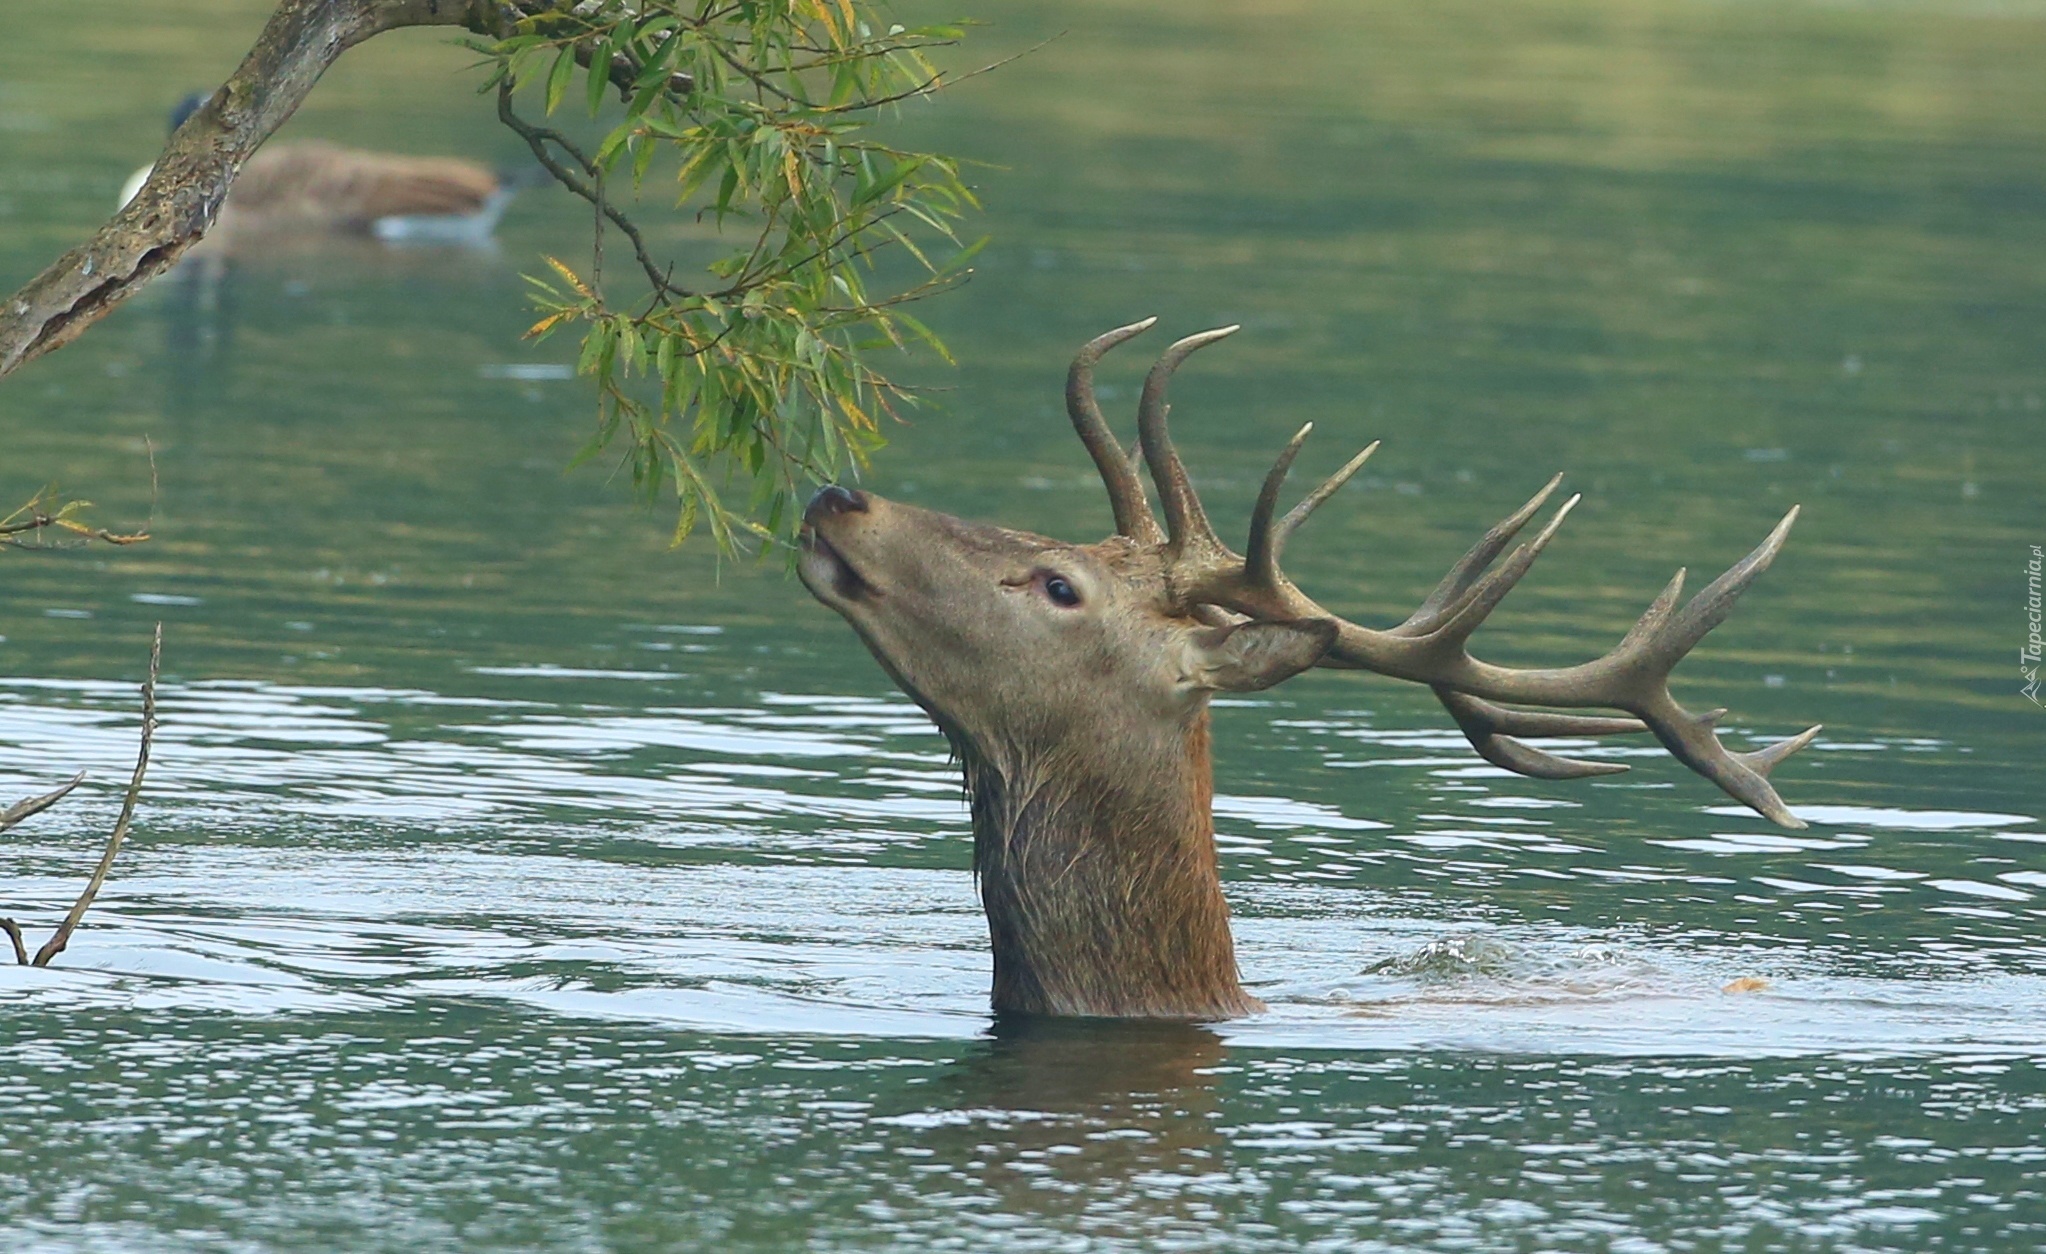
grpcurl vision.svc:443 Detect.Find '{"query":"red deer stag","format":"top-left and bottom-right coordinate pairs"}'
top-left (798, 319), bottom-right (1819, 1019)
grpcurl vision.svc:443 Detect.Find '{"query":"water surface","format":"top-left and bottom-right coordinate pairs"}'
top-left (2, 0), bottom-right (2043, 1248)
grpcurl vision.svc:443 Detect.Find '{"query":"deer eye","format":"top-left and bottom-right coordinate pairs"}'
top-left (1042, 574), bottom-right (1082, 608)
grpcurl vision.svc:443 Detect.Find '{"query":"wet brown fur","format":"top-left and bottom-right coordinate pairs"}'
top-left (967, 712), bottom-right (1261, 1018)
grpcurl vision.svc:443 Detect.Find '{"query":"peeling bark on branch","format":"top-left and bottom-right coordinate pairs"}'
top-left (0, 0), bottom-right (507, 378)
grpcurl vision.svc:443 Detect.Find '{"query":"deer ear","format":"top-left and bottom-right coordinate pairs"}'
top-left (1186, 619), bottom-right (1337, 693)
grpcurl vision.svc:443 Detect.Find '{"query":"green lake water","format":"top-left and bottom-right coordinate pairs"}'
top-left (2, 0), bottom-right (2044, 1248)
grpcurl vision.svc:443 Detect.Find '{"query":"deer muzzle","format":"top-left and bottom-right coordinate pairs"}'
top-left (799, 485), bottom-right (878, 604)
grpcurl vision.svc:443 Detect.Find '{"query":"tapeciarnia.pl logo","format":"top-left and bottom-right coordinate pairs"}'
top-left (2025, 544), bottom-right (2044, 707)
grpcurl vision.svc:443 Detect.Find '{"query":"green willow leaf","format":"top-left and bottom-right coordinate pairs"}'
top-left (544, 45), bottom-right (577, 115)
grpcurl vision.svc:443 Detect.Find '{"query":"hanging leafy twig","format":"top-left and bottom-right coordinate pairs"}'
top-left (486, 0), bottom-right (987, 551)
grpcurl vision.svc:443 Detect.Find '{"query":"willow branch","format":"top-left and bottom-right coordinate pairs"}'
top-left (529, 11), bottom-right (697, 103)
top-left (0, 0), bottom-right (516, 379)
top-left (495, 83), bottom-right (692, 303)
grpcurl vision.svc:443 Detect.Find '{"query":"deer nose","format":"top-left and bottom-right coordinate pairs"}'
top-left (806, 485), bottom-right (869, 520)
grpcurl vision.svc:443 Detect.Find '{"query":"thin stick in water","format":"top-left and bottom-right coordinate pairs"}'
top-left (0, 772), bottom-right (85, 835)
top-left (31, 623), bottom-right (159, 968)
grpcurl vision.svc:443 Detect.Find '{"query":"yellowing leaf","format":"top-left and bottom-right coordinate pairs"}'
top-left (543, 256), bottom-right (594, 299)
top-left (525, 311), bottom-right (574, 338)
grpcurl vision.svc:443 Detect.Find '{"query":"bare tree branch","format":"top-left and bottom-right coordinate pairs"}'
top-left (0, 0), bottom-right (513, 378)
top-left (0, 773), bottom-right (86, 835)
top-left (28, 624), bottom-right (161, 968)
top-left (0, 918), bottom-right (26, 966)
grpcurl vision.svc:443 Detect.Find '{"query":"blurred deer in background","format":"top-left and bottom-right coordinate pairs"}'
top-left (799, 319), bottom-right (1820, 1019)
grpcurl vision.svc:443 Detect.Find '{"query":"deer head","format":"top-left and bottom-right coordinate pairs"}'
top-left (799, 319), bottom-right (1820, 1020)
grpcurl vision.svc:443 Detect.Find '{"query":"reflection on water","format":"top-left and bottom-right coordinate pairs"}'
top-left (4, 0), bottom-right (2045, 1247)
top-left (906, 1020), bottom-right (1232, 1242)
top-left (2, 1000), bottom-right (2042, 1249)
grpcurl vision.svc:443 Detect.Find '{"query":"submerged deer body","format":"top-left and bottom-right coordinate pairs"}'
top-left (799, 320), bottom-right (1820, 1019)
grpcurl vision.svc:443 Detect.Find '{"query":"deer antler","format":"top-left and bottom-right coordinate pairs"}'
top-left (1121, 324), bottom-right (1822, 829)
top-left (1067, 319), bottom-right (1164, 544)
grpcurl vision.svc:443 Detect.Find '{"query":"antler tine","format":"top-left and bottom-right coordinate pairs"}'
top-left (1244, 429), bottom-right (1379, 586)
top-left (1138, 326), bottom-right (1239, 556)
top-left (1637, 689), bottom-right (1821, 828)
top-left (1429, 494), bottom-right (1581, 650)
top-left (1616, 567), bottom-right (1687, 654)
top-left (1067, 318), bottom-right (1163, 543)
top-left (1646, 505), bottom-right (1800, 672)
top-left (1276, 442), bottom-right (1378, 551)
top-left (1394, 473), bottom-right (1564, 638)
top-left (1245, 423), bottom-right (1314, 584)
top-left (1604, 506), bottom-right (1822, 827)
top-left (1435, 688), bottom-right (1642, 780)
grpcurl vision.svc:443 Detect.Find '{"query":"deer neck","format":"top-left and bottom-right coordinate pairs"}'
top-left (960, 711), bottom-right (1260, 1019)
